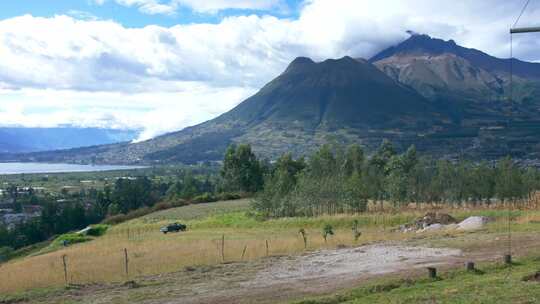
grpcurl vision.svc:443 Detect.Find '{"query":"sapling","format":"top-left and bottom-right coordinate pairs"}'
top-left (352, 219), bottom-right (361, 242)
top-left (322, 224), bottom-right (334, 243)
top-left (298, 228), bottom-right (308, 249)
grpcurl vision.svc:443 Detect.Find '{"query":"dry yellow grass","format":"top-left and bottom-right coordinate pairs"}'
top-left (0, 225), bottom-right (413, 294)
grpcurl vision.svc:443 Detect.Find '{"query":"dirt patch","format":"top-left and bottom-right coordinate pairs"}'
top-left (246, 244), bottom-right (462, 287)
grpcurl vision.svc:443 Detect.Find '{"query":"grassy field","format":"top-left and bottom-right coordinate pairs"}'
top-left (292, 256), bottom-right (540, 304)
top-left (1, 199), bottom-right (540, 297)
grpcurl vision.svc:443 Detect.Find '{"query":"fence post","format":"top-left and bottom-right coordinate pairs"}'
top-left (466, 262), bottom-right (475, 271)
top-left (241, 245), bottom-right (247, 261)
top-left (221, 234), bottom-right (225, 262)
top-left (265, 240), bottom-right (269, 257)
top-left (62, 255), bottom-right (68, 285)
top-left (124, 248), bottom-right (129, 280)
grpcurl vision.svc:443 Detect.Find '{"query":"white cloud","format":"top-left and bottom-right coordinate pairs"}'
top-left (116, 0), bottom-right (177, 15)
top-left (0, 86), bottom-right (255, 141)
top-left (93, 0), bottom-right (284, 15)
top-left (174, 0), bottom-right (285, 13)
top-left (66, 10), bottom-right (99, 21)
top-left (1, 0), bottom-right (540, 139)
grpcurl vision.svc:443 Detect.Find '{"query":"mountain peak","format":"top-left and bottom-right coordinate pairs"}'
top-left (370, 34), bottom-right (460, 62)
top-left (371, 33), bottom-right (540, 78)
top-left (285, 56), bottom-right (315, 73)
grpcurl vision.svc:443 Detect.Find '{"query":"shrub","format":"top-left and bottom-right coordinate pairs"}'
top-left (192, 193), bottom-right (218, 204)
top-left (54, 233), bottom-right (92, 246)
top-left (86, 224), bottom-right (109, 237)
top-left (322, 224), bottom-right (334, 243)
top-left (102, 213), bottom-right (128, 225)
top-left (216, 192), bottom-right (243, 201)
top-left (0, 246), bottom-right (14, 262)
top-left (153, 201), bottom-right (173, 211)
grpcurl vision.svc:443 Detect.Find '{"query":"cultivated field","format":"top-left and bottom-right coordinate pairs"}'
top-left (2, 199), bottom-right (540, 303)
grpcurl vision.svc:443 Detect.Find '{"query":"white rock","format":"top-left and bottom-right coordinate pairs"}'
top-left (457, 216), bottom-right (489, 231)
top-left (417, 223), bottom-right (444, 233)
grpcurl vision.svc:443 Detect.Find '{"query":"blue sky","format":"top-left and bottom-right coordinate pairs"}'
top-left (0, 0), bottom-right (301, 27)
top-left (0, 0), bottom-right (539, 141)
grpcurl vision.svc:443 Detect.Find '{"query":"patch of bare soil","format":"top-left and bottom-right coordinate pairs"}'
top-left (20, 243), bottom-right (462, 304)
top-left (246, 244), bottom-right (461, 287)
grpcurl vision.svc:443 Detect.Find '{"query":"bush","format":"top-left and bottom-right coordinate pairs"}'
top-left (0, 246), bottom-right (14, 262)
top-left (192, 192), bottom-right (218, 204)
top-left (216, 192), bottom-right (244, 201)
top-left (102, 213), bottom-right (128, 225)
top-left (54, 233), bottom-right (92, 246)
top-left (86, 224), bottom-right (109, 236)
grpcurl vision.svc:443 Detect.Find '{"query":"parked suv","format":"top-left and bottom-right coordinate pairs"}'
top-left (160, 222), bottom-right (187, 234)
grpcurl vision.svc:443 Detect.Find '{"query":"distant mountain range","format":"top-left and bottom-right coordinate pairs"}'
top-left (7, 34), bottom-right (540, 164)
top-left (0, 127), bottom-right (138, 153)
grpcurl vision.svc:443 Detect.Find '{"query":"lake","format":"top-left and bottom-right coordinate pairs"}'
top-left (0, 162), bottom-right (145, 175)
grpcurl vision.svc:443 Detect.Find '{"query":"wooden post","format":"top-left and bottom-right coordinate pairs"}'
top-left (427, 267), bottom-right (437, 279)
top-left (504, 254), bottom-right (512, 265)
top-left (124, 248), bottom-right (129, 280)
top-left (241, 245), bottom-right (247, 261)
top-left (62, 255), bottom-right (68, 285)
top-left (265, 240), bottom-right (269, 257)
top-left (221, 234), bottom-right (225, 262)
top-left (466, 262), bottom-right (475, 271)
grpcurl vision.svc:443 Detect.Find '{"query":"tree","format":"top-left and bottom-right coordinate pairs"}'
top-left (113, 177), bottom-right (154, 213)
top-left (495, 157), bottom-right (525, 204)
top-left (95, 185), bottom-right (112, 219)
top-left (370, 139), bottom-right (396, 173)
top-left (343, 144), bottom-right (364, 177)
top-left (253, 153), bottom-right (305, 217)
top-left (221, 144), bottom-right (264, 193)
top-left (308, 144), bottom-right (337, 178)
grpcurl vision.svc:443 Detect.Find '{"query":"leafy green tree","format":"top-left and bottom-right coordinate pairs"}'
top-left (370, 139), bottom-right (397, 173)
top-left (343, 144), bottom-right (365, 177)
top-left (221, 144), bottom-right (264, 193)
top-left (308, 144), bottom-right (337, 178)
top-left (495, 157), bottom-right (525, 204)
top-left (253, 153), bottom-right (305, 217)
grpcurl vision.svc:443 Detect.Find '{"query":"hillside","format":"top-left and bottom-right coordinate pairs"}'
top-left (3, 201), bottom-right (540, 303)
top-left (7, 34), bottom-right (540, 164)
